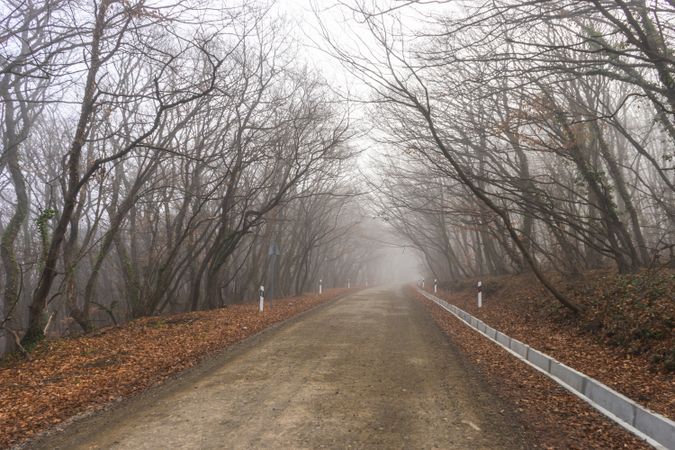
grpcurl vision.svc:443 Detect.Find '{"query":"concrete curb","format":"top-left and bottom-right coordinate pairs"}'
top-left (415, 287), bottom-right (675, 450)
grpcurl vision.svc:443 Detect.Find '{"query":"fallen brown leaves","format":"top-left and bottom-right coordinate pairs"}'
top-left (407, 287), bottom-right (652, 449)
top-left (430, 270), bottom-right (674, 422)
top-left (0, 289), bottom-right (350, 449)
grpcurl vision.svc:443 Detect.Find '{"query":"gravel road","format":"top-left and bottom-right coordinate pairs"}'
top-left (32, 287), bottom-right (527, 449)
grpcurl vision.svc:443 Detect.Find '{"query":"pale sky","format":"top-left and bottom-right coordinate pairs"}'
top-left (270, 0), bottom-right (440, 280)
top-left (271, 0), bottom-right (457, 96)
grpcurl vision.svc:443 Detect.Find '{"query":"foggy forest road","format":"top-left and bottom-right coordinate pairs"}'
top-left (33, 287), bottom-right (526, 449)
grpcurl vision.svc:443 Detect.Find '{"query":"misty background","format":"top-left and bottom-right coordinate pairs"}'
top-left (1, 0), bottom-right (673, 353)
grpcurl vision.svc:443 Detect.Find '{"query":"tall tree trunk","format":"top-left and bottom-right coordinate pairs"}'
top-left (594, 123), bottom-right (649, 266)
top-left (1, 95), bottom-right (29, 339)
top-left (25, 0), bottom-right (111, 343)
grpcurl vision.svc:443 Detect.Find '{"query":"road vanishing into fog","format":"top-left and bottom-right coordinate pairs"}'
top-left (32, 288), bottom-right (525, 449)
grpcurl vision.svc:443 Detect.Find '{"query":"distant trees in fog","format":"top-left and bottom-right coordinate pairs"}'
top-left (3, 0), bottom-right (674, 352)
top-left (329, 0), bottom-right (674, 312)
top-left (0, 0), bottom-right (377, 352)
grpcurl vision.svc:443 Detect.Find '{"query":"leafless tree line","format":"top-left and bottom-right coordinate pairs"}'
top-left (326, 0), bottom-right (674, 313)
top-left (0, 0), bottom-right (379, 354)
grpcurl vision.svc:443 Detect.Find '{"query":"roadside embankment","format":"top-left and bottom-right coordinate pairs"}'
top-left (423, 270), bottom-right (674, 419)
top-left (407, 281), bottom-right (674, 449)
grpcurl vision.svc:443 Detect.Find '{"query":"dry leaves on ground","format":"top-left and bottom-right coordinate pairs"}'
top-left (428, 271), bottom-right (674, 420)
top-left (408, 287), bottom-right (651, 450)
top-left (0, 289), bottom-right (350, 449)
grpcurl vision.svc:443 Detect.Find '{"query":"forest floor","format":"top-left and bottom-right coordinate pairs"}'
top-left (408, 268), bottom-right (673, 448)
top-left (0, 288), bottom-right (351, 449)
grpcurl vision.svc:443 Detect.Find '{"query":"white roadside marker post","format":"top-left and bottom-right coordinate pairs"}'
top-left (347, 278), bottom-right (351, 289)
top-left (477, 281), bottom-right (482, 308)
top-left (434, 279), bottom-right (438, 293)
top-left (319, 279), bottom-right (323, 295)
top-left (259, 285), bottom-right (265, 312)
top-left (422, 279), bottom-right (425, 289)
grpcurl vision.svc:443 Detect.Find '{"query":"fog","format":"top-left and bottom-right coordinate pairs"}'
top-left (1, 0), bottom-right (673, 352)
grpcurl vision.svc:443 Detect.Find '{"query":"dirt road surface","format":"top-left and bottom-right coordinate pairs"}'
top-left (31, 287), bottom-right (527, 449)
